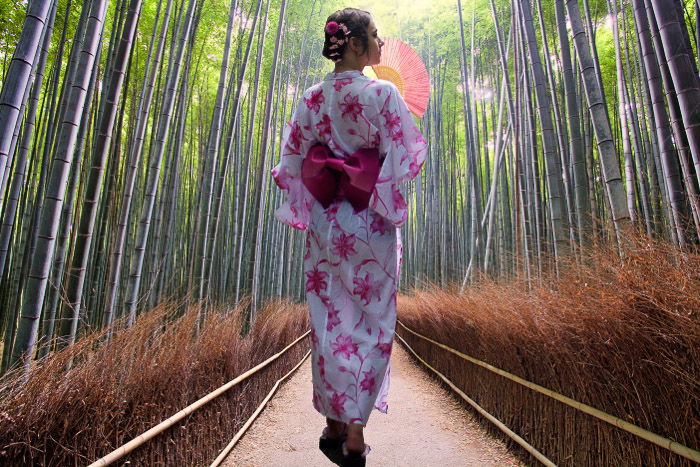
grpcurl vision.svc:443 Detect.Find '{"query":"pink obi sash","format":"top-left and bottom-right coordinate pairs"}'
top-left (301, 144), bottom-right (382, 212)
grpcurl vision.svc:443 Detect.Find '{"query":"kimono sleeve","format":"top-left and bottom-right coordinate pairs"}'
top-left (369, 83), bottom-right (427, 227)
top-left (271, 98), bottom-right (316, 230)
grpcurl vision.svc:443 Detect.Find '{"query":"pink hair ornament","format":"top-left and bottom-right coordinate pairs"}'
top-left (325, 21), bottom-right (339, 35)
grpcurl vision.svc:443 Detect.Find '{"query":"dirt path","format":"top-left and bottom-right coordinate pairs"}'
top-left (222, 341), bottom-right (523, 466)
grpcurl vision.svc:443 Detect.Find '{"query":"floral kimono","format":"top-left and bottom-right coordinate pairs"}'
top-left (271, 69), bottom-right (427, 426)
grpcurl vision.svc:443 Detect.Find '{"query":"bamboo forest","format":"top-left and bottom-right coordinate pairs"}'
top-left (0, 0), bottom-right (698, 464)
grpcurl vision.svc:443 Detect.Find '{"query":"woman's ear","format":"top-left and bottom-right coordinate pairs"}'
top-left (348, 36), bottom-right (366, 56)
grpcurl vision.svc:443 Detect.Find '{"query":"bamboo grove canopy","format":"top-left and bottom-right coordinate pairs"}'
top-left (0, 0), bottom-right (699, 372)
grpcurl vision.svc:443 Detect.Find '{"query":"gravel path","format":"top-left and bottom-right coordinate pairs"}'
top-left (222, 341), bottom-right (523, 466)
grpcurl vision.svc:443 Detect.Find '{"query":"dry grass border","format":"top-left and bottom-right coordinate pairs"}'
top-left (397, 237), bottom-right (699, 466)
top-left (0, 298), bottom-right (309, 465)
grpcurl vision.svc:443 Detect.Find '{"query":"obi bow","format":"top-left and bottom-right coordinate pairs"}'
top-left (301, 144), bottom-right (382, 212)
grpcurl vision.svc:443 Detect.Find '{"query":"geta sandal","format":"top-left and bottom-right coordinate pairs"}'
top-left (319, 425), bottom-right (348, 465)
top-left (340, 440), bottom-right (371, 467)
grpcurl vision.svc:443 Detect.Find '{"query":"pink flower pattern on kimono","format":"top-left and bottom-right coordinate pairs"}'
top-left (370, 212), bottom-right (390, 235)
top-left (331, 232), bottom-right (357, 260)
top-left (271, 166), bottom-right (292, 190)
top-left (330, 392), bottom-right (348, 417)
top-left (304, 88), bottom-right (325, 113)
top-left (353, 272), bottom-right (382, 305)
top-left (409, 157), bottom-right (423, 178)
top-left (375, 341), bottom-right (392, 358)
top-left (333, 78), bottom-right (353, 91)
top-left (391, 184), bottom-right (407, 212)
top-left (286, 121), bottom-right (306, 154)
top-left (360, 367), bottom-right (377, 395)
top-left (389, 127), bottom-right (404, 144)
top-left (331, 334), bottom-right (360, 360)
top-left (326, 307), bottom-right (342, 331)
top-left (306, 267), bottom-right (328, 295)
top-left (325, 203), bottom-right (339, 222)
top-left (317, 354), bottom-right (325, 378)
top-left (339, 92), bottom-right (364, 122)
top-left (315, 114), bottom-right (332, 138)
top-left (379, 94), bottom-right (407, 145)
top-left (270, 70), bottom-right (427, 426)
top-left (318, 354), bottom-right (335, 391)
top-left (382, 108), bottom-right (401, 135)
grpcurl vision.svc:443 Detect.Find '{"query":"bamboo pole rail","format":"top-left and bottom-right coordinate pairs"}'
top-left (88, 318), bottom-right (699, 466)
top-left (394, 330), bottom-right (556, 466)
top-left (210, 348), bottom-right (311, 466)
top-left (89, 330), bottom-right (311, 466)
top-left (396, 319), bottom-right (700, 463)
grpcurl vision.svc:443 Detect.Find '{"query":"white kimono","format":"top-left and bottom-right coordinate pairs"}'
top-left (272, 69), bottom-right (427, 425)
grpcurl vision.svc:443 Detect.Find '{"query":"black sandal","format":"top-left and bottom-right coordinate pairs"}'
top-left (340, 440), bottom-right (371, 467)
top-left (319, 425), bottom-right (348, 465)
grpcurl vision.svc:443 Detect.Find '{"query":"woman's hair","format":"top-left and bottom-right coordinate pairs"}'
top-left (322, 8), bottom-right (372, 62)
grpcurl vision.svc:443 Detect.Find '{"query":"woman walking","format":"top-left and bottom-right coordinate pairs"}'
top-left (271, 8), bottom-right (427, 466)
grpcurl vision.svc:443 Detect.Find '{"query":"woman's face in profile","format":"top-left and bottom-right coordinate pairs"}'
top-left (364, 19), bottom-right (384, 66)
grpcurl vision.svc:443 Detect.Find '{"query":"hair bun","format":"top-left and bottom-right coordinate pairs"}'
top-left (322, 8), bottom-right (371, 63)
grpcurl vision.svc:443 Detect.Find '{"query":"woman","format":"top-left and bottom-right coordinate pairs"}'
top-left (271, 8), bottom-right (427, 466)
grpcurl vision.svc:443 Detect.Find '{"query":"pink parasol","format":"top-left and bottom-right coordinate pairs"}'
top-left (372, 37), bottom-right (430, 119)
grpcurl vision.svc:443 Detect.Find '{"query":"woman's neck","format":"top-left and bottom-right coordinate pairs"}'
top-left (333, 58), bottom-right (366, 73)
